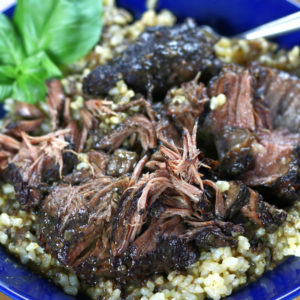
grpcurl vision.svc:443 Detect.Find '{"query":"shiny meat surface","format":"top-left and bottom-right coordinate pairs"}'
top-left (205, 64), bottom-right (300, 205)
top-left (107, 149), bottom-right (138, 176)
top-left (251, 64), bottom-right (300, 132)
top-left (83, 19), bottom-right (220, 98)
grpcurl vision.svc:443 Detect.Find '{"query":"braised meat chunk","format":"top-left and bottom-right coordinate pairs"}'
top-left (251, 64), bottom-right (300, 132)
top-left (37, 175), bottom-right (129, 281)
top-left (83, 19), bottom-right (220, 98)
top-left (205, 64), bottom-right (300, 206)
top-left (113, 216), bottom-right (199, 282)
top-left (5, 130), bottom-right (77, 209)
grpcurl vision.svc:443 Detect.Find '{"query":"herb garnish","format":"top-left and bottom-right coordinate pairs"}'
top-left (0, 0), bottom-right (102, 104)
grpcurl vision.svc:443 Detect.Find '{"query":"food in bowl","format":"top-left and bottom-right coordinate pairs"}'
top-left (1, 0), bottom-right (300, 299)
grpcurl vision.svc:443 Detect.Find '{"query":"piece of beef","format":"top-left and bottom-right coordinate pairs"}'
top-left (107, 149), bottom-right (138, 176)
top-left (14, 102), bottom-right (44, 119)
top-left (37, 176), bottom-right (129, 282)
top-left (5, 130), bottom-right (75, 209)
top-left (165, 77), bottom-right (209, 132)
top-left (251, 64), bottom-right (300, 132)
top-left (206, 64), bottom-right (300, 205)
top-left (207, 65), bottom-right (265, 133)
top-left (111, 177), bottom-right (239, 282)
top-left (95, 114), bottom-right (157, 152)
top-left (113, 216), bottom-right (198, 282)
top-left (214, 127), bottom-right (300, 206)
top-left (83, 19), bottom-right (220, 98)
top-left (223, 181), bottom-right (287, 229)
top-left (240, 130), bottom-right (300, 205)
top-left (186, 220), bottom-right (243, 249)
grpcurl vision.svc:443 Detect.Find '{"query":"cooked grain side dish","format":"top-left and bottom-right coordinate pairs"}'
top-left (1, 1), bottom-right (300, 299)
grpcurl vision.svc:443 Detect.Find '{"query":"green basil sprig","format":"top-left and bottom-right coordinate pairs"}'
top-left (0, 0), bottom-right (102, 104)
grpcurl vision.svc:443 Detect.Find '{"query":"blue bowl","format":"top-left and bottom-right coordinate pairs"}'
top-left (1, 1), bottom-right (300, 299)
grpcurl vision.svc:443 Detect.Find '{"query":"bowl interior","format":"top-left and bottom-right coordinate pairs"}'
top-left (1, 1), bottom-right (300, 299)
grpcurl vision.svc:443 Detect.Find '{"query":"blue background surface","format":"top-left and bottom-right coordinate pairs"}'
top-left (1, 0), bottom-right (300, 299)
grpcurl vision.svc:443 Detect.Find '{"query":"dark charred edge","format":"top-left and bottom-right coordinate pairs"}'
top-left (5, 163), bottom-right (42, 210)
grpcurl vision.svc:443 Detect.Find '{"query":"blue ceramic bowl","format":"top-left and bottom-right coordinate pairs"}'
top-left (1, 1), bottom-right (300, 299)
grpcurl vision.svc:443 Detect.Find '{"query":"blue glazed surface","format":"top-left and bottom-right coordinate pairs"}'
top-left (1, 1), bottom-right (300, 299)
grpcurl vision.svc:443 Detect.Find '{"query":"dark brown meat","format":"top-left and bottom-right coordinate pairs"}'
top-left (107, 149), bottom-right (138, 176)
top-left (207, 65), bottom-right (264, 133)
top-left (213, 127), bottom-right (300, 205)
top-left (251, 64), bottom-right (300, 132)
top-left (95, 114), bottom-right (157, 152)
top-left (83, 19), bottom-right (220, 98)
top-left (205, 65), bottom-right (300, 205)
top-left (112, 216), bottom-right (199, 282)
top-left (224, 181), bottom-right (287, 229)
top-left (240, 130), bottom-right (299, 185)
top-left (240, 130), bottom-right (300, 205)
top-left (5, 130), bottom-right (75, 209)
top-left (165, 77), bottom-right (209, 132)
top-left (188, 220), bottom-right (243, 249)
top-left (37, 176), bottom-right (129, 281)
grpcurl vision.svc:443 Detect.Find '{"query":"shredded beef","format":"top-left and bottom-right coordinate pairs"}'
top-left (165, 77), bottom-right (209, 132)
top-left (95, 114), bottom-right (157, 152)
top-left (35, 123), bottom-right (286, 283)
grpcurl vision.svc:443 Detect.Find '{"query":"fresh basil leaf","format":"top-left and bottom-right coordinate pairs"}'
top-left (0, 84), bottom-right (13, 101)
top-left (39, 53), bottom-right (63, 78)
top-left (12, 74), bottom-right (46, 104)
top-left (0, 65), bottom-right (18, 83)
top-left (21, 51), bottom-right (62, 78)
top-left (5, 51), bottom-right (62, 104)
top-left (14, 0), bottom-right (102, 65)
top-left (0, 14), bottom-right (24, 65)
